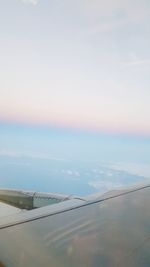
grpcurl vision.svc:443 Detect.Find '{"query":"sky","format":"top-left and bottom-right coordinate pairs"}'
top-left (0, 0), bottom-right (150, 135)
top-left (0, 0), bottom-right (150, 194)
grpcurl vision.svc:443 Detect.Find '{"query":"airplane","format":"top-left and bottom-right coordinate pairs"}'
top-left (0, 184), bottom-right (150, 267)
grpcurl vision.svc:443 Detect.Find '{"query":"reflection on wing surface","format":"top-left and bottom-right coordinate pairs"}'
top-left (0, 185), bottom-right (150, 267)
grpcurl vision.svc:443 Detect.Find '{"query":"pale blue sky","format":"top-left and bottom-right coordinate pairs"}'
top-left (0, 0), bottom-right (150, 135)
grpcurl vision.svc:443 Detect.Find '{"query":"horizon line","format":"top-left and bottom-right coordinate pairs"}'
top-left (0, 117), bottom-right (150, 139)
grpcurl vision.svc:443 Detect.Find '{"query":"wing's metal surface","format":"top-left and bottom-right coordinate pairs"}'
top-left (0, 185), bottom-right (150, 267)
top-left (0, 203), bottom-right (21, 218)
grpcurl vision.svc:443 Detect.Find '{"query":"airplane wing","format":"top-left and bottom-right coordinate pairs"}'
top-left (0, 189), bottom-right (76, 210)
top-left (0, 185), bottom-right (150, 267)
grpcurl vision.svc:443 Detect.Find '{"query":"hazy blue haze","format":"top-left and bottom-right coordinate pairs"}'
top-left (0, 123), bottom-right (150, 195)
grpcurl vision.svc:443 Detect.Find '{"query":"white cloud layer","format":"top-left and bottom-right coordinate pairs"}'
top-left (111, 162), bottom-right (150, 179)
top-left (88, 180), bottom-right (123, 191)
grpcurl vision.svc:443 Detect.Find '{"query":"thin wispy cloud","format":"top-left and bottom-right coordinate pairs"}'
top-left (0, 149), bottom-right (66, 161)
top-left (124, 59), bottom-right (150, 67)
top-left (122, 53), bottom-right (150, 69)
top-left (21, 0), bottom-right (39, 6)
top-left (61, 169), bottom-right (80, 177)
top-left (87, 18), bottom-right (128, 35)
top-left (83, 0), bottom-right (150, 35)
top-left (0, 149), bottom-right (18, 157)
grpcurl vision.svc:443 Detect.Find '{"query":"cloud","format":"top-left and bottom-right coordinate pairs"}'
top-left (61, 169), bottom-right (80, 177)
top-left (88, 163), bottom-right (148, 192)
top-left (74, 171), bottom-right (80, 176)
top-left (21, 0), bottom-right (39, 6)
top-left (81, 0), bottom-right (150, 35)
top-left (92, 169), bottom-right (98, 173)
top-left (66, 170), bottom-right (73, 176)
top-left (88, 180), bottom-right (123, 191)
top-left (0, 149), bottom-right (66, 161)
top-left (87, 18), bottom-right (128, 35)
top-left (110, 162), bottom-right (150, 179)
top-left (121, 52), bottom-right (150, 68)
top-left (61, 169), bottom-right (80, 181)
top-left (106, 172), bottom-right (113, 177)
top-left (124, 59), bottom-right (150, 68)
top-left (82, 0), bottom-right (150, 21)
top-left (0, 149), bottom-right (18, 157)
top-left (7, 162), bottom-right (31, 166)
